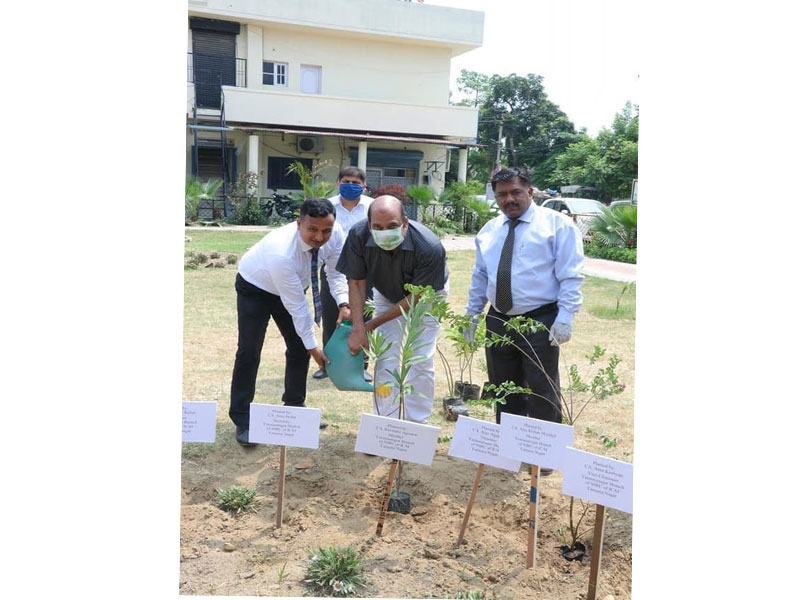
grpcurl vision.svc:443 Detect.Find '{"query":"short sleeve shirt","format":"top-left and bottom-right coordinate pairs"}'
top-left (336, 219), bottom-right (448, 303)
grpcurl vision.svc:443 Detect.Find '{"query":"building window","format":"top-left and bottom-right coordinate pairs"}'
top-left (263, 61), bottom-right (288, 86)
top-left (267, 157), bottom-right (312, 190)
top-left (384, 168), bottom-right (416, 179)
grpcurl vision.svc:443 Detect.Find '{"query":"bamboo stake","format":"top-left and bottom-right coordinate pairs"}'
top-left (526, 464), bottom-right (541, 569)
top-left (587, 504), bottom-right (606, 600)
top-left (275, 445), bottom-right (287, 528)
top-left (375, 459), bottom-right (399, 536)
top-left (457, 463), bottom-right (485, 545)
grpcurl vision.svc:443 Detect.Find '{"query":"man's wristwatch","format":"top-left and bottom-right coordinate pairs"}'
top-left (338, 302), bottom-right (350, 309)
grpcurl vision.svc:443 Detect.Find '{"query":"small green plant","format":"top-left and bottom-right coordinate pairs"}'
top-left (226, 254), bottom-right (238, 265)
top-left (184, 263), bottom-right (198, 271)
top-left (615, 282), bottom-right (635, 315)
top-left (482, 316), bottom-right (626, 548)
top-left (599, 434), bottom-right (618, 449)
top-left (210, 251), bottom-right (220, 259)
top-left (438, 435), bottom-right (453, 444)
top-left (277, 562), bottom-right (288, 582)
top-left (216, 485), bottom-right (260, 515)
top-left (584, 427), bottom-right (618, 449)
top-left (195, 253), bottom-right (209, 264)
top-left (304, 546), bottom-right (366, 597)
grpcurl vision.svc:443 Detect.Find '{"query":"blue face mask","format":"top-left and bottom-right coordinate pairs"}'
top-left (339, 183), bottom-right (364, 201)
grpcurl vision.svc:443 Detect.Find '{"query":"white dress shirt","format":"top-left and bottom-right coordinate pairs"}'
top-left (238, 221), bottom-right (349, 349)
top-left (466, 202), bottom-right (584, 325)
top-left (328, 193), bottom-right (374, 235)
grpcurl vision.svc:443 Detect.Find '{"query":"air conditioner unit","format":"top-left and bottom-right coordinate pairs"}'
top-left (296, 136), bottom-right (323, 153)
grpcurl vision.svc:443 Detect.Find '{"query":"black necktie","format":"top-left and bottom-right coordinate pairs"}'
top-left (495, 219), bottom-right (519, 314)
top-left (310, 249), bottom-right (322, 325)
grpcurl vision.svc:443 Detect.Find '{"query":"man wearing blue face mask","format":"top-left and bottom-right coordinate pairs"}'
top-left (336, 195), bottom-right (449, 424)
top-left (313, 167), bottom-right (375, 381)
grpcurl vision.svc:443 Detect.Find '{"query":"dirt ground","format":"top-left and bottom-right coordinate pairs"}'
top-left (180, 424), bottom-right (632, 599)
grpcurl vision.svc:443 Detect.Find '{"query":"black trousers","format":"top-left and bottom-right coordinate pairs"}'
top-left (485, 302), bottom-right (562, 425)
top-left (229, 274), bottom-right (310, 428)
top-left (320, 264), bottom-right (372, 367)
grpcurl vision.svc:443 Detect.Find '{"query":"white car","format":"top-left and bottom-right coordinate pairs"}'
top-left (541, 198), bottom-right (606, 239)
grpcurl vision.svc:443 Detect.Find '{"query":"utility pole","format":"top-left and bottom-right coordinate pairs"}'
top-left (494, 121), bottom-right (504, 170)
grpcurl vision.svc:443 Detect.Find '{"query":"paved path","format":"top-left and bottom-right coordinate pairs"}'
top-left (186, 227), bottom-right (636, 282)
top-left (439, 235), bottom-right (636, 282)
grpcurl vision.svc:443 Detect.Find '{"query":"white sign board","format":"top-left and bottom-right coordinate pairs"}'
top-left (248, 404), bottom-right (321, 449)
top-left (448, 416), bottom-right (521, 473)
top-left (182, 401), bottom-right (217, 443)
top-left (498, 413), bottom-right (574, 470)
top-left (561, 447), bottom-right (633, 514)
top-left (354, 413), bottom-right (440, 466)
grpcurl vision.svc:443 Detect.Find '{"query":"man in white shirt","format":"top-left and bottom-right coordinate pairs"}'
top-left (313, 166), bottom-right (374, 380)
top-left (465, 167), bottom-right (584, 470)
top-left (231, 198), bottom-right (350, 446)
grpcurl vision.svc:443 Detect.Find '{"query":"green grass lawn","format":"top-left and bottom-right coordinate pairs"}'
top-left (183, 231), bottom-right (636, 458)
top-left (185, 228), bottom-right (268, 254)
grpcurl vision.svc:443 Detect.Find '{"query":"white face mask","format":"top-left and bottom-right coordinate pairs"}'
top-left (371, 226), bottom-right (405, 251)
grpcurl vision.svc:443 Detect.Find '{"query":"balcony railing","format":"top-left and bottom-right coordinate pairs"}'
top-left (187, 53), bottom-right (246, 88)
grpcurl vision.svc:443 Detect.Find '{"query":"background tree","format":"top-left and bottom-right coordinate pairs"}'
top-left (551, 102), bottom-right (639, 201)
top-left (453, 72), bottom-right (581, 184)
top-left (454, 69), bottom-right (491, 107)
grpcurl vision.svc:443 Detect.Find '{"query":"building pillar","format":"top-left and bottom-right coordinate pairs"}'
top-left (357, 141), bottom-right (368, 171)
top-left (458, 148), bottom-right (468, 182)
top-left (246, 25), bottom-right (263, 90)
top-left (248, 135), bottom-right (259, 194)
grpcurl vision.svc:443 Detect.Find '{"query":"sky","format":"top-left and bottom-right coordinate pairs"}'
top-left (428, 0), bottom-right (639, 136)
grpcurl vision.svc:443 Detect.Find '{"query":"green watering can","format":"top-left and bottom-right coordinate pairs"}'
top-left (322, 320), bottom-right (374, 392)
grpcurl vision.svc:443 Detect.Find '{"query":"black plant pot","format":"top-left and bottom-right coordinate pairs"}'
top-left (461, 383), bottom-right (481, 401)
top-left (388, 491), bottom-right (411, 514)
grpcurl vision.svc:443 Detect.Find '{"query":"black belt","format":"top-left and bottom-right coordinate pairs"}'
top-left (489, 301), bottom-right (558, 318)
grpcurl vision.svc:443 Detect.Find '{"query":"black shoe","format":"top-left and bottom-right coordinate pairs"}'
top-left (313, 369), bottom-right (328, 380)
top-left (235, 426), bottom-right (255, 447)
top-left (363, 371), bottom-right (373, 382)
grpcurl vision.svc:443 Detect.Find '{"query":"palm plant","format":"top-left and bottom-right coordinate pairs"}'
top-left (185, 177), bottom-right (223, 221)
top-left (286, 160), bottom-right (336, 199)
top-left (589, 204), bottom-right (637, 248)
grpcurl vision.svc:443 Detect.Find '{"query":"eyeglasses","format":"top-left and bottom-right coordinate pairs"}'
top-left (495, 188), bottom-right (529, 201)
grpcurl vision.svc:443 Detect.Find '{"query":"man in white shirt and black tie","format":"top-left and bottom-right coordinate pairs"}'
top-left (230, 198), bottom-right (350, 446)
top-left (465, 167), bottom-right (584, 472)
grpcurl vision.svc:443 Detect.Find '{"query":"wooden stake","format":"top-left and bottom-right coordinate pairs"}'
top-left (526, 464), bottom-right (540, 569)
top-left (587, 504), bottom-right (606, 600)
top-left (375, 459), bottom-right (399, 536)
top-left (457, 463), bottom-right (485, 545)
top-left (275, 445), bottom-right (287, 528)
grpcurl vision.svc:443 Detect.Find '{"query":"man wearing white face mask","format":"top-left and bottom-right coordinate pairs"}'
top-left (336, 195), bottom-right (448, 424)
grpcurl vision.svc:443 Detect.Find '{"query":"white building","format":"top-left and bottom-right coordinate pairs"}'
top-left (186, 0), bottom-right (484, 215)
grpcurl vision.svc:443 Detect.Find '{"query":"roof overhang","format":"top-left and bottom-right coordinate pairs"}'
top-left (225, 123), bottom-right (480, 148)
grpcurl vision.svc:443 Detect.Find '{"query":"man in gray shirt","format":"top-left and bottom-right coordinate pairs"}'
top-left (336, 195), bottom-right (448, 423)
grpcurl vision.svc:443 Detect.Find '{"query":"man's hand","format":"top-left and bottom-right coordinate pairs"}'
top-left (336, 304), bottom-right (351, 325)
top-left (463, 314), bottom-right (479, 343)
top-left (548, 322), bottom-right (572, 346)
top-left (308, 347), bottom-right (329, 370)
top-left (347, 329), bottom-right (368, 356)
